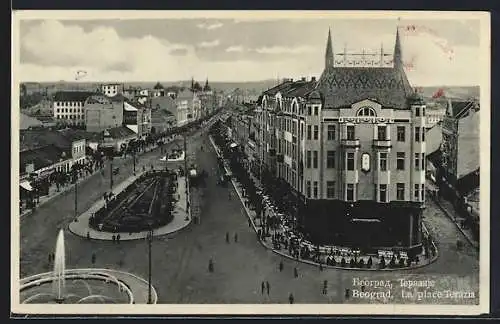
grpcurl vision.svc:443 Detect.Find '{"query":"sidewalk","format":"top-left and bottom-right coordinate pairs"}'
top-left (426, 179), bottom-right (479, 250)
top-left (209, 135), bottom-right (438, 271)
top-left (19, 135), bottom-right (182, 219)
top-left (68, 172), bottom-right (191, 241)
top-left (20, 167), bottom-right (103, 218)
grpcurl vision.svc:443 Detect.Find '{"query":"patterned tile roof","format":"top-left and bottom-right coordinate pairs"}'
top-left (317, 66), bottom-right (413, 109)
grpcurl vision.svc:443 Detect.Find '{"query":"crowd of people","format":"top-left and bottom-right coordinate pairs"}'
top-left (209, 120), bottom-right (437, 271)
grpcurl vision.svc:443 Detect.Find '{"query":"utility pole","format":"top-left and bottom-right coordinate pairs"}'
top-left (110, 157), bottom-right (114, 190)
top-left (133, 150), bottom-right (136, 174)
top-left (183, 134), bottom-right (188, 176)
top-left (74, 169), bottom-right (78, 218)
top-left (148, 228), bottom-right (153, 304)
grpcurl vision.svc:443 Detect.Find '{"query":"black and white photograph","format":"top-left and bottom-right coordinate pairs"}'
top-left (11, 10), bottom-right (490, 315)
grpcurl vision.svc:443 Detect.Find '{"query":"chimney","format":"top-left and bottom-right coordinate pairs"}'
top-left (301, 77), bottom-right (306, 82)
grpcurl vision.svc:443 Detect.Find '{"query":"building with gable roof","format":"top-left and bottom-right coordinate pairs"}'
top-left (440, 99), bottom-right (480, 185)
top-left (53, 91), bottom-right (95, 126)
top-left (255, 28), bottom-right (427, 253)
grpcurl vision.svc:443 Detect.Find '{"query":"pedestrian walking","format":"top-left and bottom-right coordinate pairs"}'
top-left (112, 235), bottom-right (116, 242)
top-left (279, 260), bottom-right (284, 272)
top-left (323, 280), bottom-right (328, 295)
top-left (117, 234), bottom-right (121, 243)
top-left (87, 232), bottom-right (90, 240)
top-left (234, 233), bottom-right (238, 243)
top-left (261, 281), bottom-right (265, 295)
top-left (288, 293), bottom-right (294, 304)
top-left (208, 258), bottom-right (214, 273)
top-left (294, 267), bottom-right (298, 278)
top-left (319, 262), bottom-right (323, 271)
top-left (248, 218), bottom-right (251, 227)
top-left (266, 281), bottom-right (270, 295)
top-left (91, 253), bottom-right (96, 265)
top-left (345, 288), bottom-right (350, 299)
top-left (226, 232), bottom-right (230, 243)
top-left (48, 253), bottom-right (52, 263)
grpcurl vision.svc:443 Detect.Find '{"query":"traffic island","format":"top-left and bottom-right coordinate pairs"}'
top-left (68, 170), bottom-right (191, 241)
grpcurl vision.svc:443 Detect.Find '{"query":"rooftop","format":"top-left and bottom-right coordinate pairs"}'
top-left (20, 129), bottom-right (74, 152)
top-left (20, 144), bottom-right (67, 173)
top-left (317, 66), bottom-right (413, 109)
top-left (53, 91), bottom-right (95, 102)
top-left (57, 128), bottom-right (100, 142)
top-left (177, 89), bottom-right (195, 100)
top-left (20, 113), bottom-right (43, 130)
top-left (448, 100), bottom-right (478, 119)
top-left (104, 126), bottom-right (136, 139)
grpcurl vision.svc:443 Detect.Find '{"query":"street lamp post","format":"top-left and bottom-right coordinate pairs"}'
top-left (147, 227), bottom-right (153, 304)
top-left (109, 155), bottom-right (114, 191)
top-left (183, 134), bottom-right (188, 176)
top-left (74, 168), bottom-right (78, 219)
top-left (133, 149), bottom-right (136, 174)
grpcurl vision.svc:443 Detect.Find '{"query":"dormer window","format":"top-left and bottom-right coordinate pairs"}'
top-left (356, 107), bottom-right (376, 117)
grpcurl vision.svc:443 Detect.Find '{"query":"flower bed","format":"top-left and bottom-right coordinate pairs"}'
top-left (88, 171), bottom-right (177, 233)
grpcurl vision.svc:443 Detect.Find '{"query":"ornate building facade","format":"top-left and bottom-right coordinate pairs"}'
top-left (255, 29), bottom-right (426, 254)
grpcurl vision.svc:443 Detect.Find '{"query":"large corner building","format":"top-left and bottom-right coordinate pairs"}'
top-left (255, 29), bottom-right (427, 254)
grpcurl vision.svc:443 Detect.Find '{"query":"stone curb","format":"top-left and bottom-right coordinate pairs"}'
top-left (208, 135), bottom-right (439, 272)
top-left (67, 172), bottom-right (191, 241)
top-left (20, 268), bottom-right (158, 304)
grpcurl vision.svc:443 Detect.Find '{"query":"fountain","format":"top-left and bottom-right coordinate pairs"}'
top-left (19, 229), bottom-right (156, 304)
top-left (53, 229), bottom-right (66, 303)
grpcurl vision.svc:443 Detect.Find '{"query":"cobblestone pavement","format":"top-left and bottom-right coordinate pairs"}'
top-left (19, 123), bottom-right (479, 305)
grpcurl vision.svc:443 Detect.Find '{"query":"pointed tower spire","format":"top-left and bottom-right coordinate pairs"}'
top-left (325, 28), bottom-right (334, 68)
top-left (393, 27), bottom-right (403, 68)
top-left (191, 77), bottom-right (194, 91)
top-left (205, 78), bottom-right (209, 89)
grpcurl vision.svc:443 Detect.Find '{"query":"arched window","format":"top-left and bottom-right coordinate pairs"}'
top-left (356, 107), bottom-right (377, 117)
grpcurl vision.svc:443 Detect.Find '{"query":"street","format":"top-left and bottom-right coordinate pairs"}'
top-left (19, 128), bottom-right (479, 304)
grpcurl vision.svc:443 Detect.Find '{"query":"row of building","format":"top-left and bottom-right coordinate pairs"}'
top-left (51, 80), bottom-right (223, 132)
top-left (19, 80), bottom-right (226, 195)
top-left (227, 29), bottom-right (480, 252)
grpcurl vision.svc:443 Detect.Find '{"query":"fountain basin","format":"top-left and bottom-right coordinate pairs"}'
top-left (21, 270), bottom-right (134, 304)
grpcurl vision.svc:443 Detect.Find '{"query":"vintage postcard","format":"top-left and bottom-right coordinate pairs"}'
top-left (11, 10), bottom-right (490, 316)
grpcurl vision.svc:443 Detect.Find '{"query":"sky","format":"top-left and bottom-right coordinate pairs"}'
top-left (15, 12), bottom-right (485, 86)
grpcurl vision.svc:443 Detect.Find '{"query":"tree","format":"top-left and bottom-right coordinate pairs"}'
top-left (154, 82), bottom-right (164, 90)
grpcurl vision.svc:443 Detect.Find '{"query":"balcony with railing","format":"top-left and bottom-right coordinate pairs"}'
top-left (373, 138), bottom-right (392, 148)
